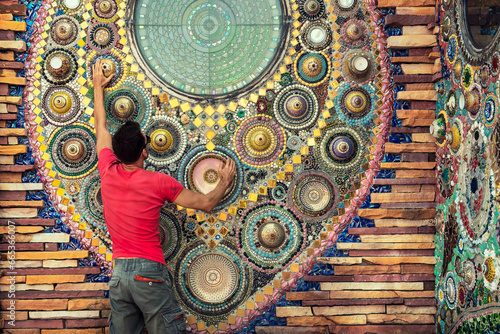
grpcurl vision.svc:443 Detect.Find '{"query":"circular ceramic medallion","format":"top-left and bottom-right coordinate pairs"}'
top-left (287, 135), bottom-right (303, 150)
top-left (41, 48), bottom-right (78, 85)
top-left (298, 20), bottom-right (332, 52)
top-left (269, 182), bottom-right (288, 202)
top-left (178, 145), bottom-right (243, 210)
top-left (341, 49), bottom-right (375, 84)
top-left (301, 154), bottom-right (316, 171)
top-left (88, 22), bottom-right (118, 52)
top-left (438, 285), bottom-right (445, 304)
top-left (273, 84), bottom-right (319, 131)
top-left (288, 171), bottom-right (339, 221)
top-left (234, 115), bottom-right (286, 167)
top-left (297, 0), bottom-right (326, 21)
top-left (464, 85), bottom-right (481, 119)
top-left (174, 240), bottom-right (251, 316)
top-left (335, 85), bottom-right (374, 125)
top-left (87, 50), bottom-right (127, 90)
top-left (446, 90), bottom-right (457, 116)
top-left (237, 201), bottom-right (306, 272)
top-left (93, 0), bottom-right (118, 21)
top-left (50, 16), bottom-right (79, 46)
top-left (314, 125), bottom-right (365, 176)
top-left (483, 250), bottom-right (500, 291)
top-left (446, 35), bottom-right (457, 63)
top-left (462, 65), bottom-right (473, 89)
top-left (457, 284), bottom-right (467, 308)
top-left (104, 80), bottom-right (151, 132)
top-left (490, 52), bottom-right (500, 77)
top-left (48, 124), bottom-right (98, 179)
top-left (341, 19), bottom-right (368, 47)
top-left (42, 86), bottom-right (81, 126)
top-left (144, 116), bottom-right (187, 166)
top-left (294, 51), bottom-right (331, 86)
top-left (478, 64), bottom-right (490, 89)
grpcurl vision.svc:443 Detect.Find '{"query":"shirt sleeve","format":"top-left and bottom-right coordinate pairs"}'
top-left (157, 172), bottom-right (184, 202)
top-left (98, 148), bottom-right (119, 178)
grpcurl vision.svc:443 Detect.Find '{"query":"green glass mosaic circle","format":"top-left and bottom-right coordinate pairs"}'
top-left (132, 0), bottom-right (286, 98)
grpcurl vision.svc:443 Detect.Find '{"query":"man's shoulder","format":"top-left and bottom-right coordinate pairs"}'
top-left (98, 147), bottom-right (115, 159)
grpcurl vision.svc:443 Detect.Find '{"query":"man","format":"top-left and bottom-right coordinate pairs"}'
top-left (92, 60), bottom-right (236, 334)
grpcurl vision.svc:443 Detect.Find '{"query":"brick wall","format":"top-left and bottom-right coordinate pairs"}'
top-left (0, 1), bottom-right (111, 333)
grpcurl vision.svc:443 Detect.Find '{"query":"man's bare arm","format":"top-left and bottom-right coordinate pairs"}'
top-left (92, 60), bottom-right (115, 156)
top-left (174, 158), bottom-right (236, 212)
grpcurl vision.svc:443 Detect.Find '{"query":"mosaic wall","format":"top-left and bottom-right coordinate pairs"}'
top-left (23, 0), bottom-right (394, 332)
top-left (435, 1), bottom-right (500, 333)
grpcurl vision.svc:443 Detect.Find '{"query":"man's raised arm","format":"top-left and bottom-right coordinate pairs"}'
top-left (92, 60), bottom-right (115, 156)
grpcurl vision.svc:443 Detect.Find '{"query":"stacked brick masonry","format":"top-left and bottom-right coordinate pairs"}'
top-left (0, 0), bottom-right (440, 333)
top-left (256, 0), bottom-right (440, 333)
top-left (0, 1), bottom-right (110, 333)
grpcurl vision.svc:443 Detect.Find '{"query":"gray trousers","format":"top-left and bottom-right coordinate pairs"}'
top-left (108, 258), bottom-right (186, 334)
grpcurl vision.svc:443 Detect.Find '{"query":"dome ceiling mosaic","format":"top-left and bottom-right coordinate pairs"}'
top-left (435, 0), bottom-right (500, 332)
top-left (128, 0), bottom-right (288, 99)
top-left (25, 0), bottom-right (394, 332)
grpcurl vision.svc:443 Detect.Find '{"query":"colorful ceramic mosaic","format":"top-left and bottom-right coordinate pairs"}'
top-left (24, 0), bottom-right (395, 332)
top-left (435, 1), bottom-right (500, 332)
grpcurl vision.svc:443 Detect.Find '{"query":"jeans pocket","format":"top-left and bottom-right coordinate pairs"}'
top-left (108, 277), bottom-right (120, 289)
top-left (134, 274), bottom-right (165, 283)
top-left (162, 312), bottom-right (186, 334)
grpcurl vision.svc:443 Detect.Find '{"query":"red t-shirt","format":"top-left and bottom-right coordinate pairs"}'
top-left (98, 148), bottom-right (183, 264)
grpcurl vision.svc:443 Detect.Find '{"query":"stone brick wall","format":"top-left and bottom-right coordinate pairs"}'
top-left (0, 0), bottom-right (440, 333)
top-left (0, 1), bottom-right (111, 333)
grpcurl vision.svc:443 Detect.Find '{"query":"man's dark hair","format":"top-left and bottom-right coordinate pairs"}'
top-left (112, 121), bottom-right (145, 164)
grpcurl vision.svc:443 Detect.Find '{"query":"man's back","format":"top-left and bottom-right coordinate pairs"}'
top-left (98, 148), bottom-right (183, 264)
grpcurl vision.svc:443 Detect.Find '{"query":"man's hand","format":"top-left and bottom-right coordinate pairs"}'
top-left (174, 158), bottom-right (237, 212)
top-left (218, 158), bottom-right (236, 188)
top-left (92, 59), bottom-right (114, 156)
top-left (92, 59), bottom-right (115, 91)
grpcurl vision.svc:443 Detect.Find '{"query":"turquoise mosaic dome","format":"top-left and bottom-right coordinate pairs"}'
top-left (130, 0), bottom-right (288, 99)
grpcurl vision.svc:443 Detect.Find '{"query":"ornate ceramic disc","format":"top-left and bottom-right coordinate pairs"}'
top-left (314, 125), bottom-right (365, 176)
top-left (288, 171), bottom-right (339, 221)
top-left (174, 240), bottom-right (251, 316)
top-left (234, 115), bottom-right (286, 167)
top-left (144, 116), bottom-right (187, 167)
top-left (178, 145), bottom-right (243, 210)
top-left (42, 86), bottom-right (81, 126)
top-left (48, 124), bottom-right (98, 179)
top-left (237, 201), bottom-right (306, 272)
top-left (273, 84), bottom-right (319, 131)
top-left (41, 48), bottom-right (78, 85)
